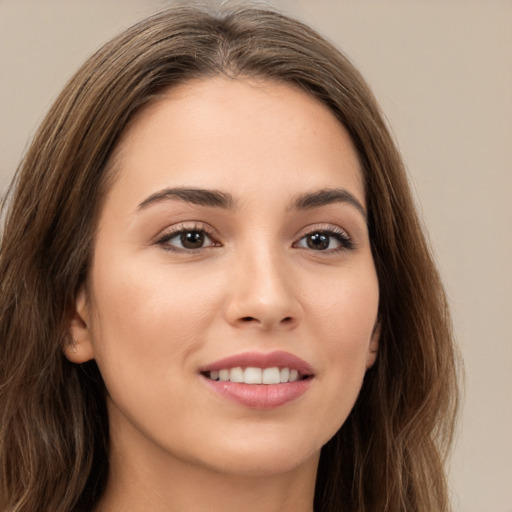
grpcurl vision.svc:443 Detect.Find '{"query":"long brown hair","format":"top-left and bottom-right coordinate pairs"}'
top-left (0, 4), bottom-right (459, 511)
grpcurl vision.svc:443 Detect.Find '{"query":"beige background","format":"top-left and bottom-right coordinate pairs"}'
top-left (1, 1), bottom-right (511, 510)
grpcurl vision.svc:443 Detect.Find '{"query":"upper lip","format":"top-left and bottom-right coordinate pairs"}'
top-left (199, 350), bottom-right (314, 375)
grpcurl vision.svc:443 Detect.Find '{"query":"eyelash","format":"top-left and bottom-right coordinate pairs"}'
top-left (155, 224), bottom-right (354, 254)
top-left (155, 223), bottom-right (219, 253)
top-left (294, 226), bottom-right (354, 252)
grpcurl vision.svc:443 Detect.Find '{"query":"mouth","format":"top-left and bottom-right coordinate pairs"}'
top-left (202, 366), bottom-right (309, 384)
top-left (199, 351), bottom-right (314, 409)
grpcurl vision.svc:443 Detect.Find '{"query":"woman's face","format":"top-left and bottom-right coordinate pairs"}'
top-left (69, 77), bottom-right (379, 477)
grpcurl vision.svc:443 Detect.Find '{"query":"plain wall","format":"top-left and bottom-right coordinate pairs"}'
top-left (1, 1), bottom-right (511, 511)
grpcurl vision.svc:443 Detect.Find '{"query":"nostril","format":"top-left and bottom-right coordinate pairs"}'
top-left (235, 315), bottom-right (296, 328)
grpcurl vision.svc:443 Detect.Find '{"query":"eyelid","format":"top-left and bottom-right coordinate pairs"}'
top-left (293, 223), bottom-right (354, 251)
top-left (153, 221), bottom-right (354, 253)
top-left (154, 221), bottom-right (221, 251)
top-left (294, 223), bottom-right (351, 239)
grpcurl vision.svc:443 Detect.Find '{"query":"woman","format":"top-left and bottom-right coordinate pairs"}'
top-left (0, 4), bottom-right (459, 512)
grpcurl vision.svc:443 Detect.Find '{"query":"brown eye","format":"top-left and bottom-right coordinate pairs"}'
top-left (306, 233), bottom-right (330, 250)
top-left (295, 229), bottom-right (353, 252)
top-left (158, 228), bottom-right (217, 252)
top-left (180, 230), bottom-right (205, 249)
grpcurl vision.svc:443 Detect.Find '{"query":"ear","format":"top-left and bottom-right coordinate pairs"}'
top-left (365, 322), bottom-right (380, 369)
top-left (64, 286), bottom-right (96, 364)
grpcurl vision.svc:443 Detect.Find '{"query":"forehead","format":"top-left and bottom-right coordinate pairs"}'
top-left (104, 76), bottom-right (364, 209)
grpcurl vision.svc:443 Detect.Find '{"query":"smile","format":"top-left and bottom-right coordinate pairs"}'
top-left (204, 367), bottom-right (304, 384)
top-left (199, 351), bottom-right (314, 409)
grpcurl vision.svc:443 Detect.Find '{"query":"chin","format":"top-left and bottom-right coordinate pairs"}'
top-left (185, 428), bottom-right (324, 478)
top-left (204, 449), bottom-right (320, 478)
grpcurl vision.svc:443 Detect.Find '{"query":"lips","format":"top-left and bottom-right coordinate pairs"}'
top-left (199, 351), bottom-right (314, 409)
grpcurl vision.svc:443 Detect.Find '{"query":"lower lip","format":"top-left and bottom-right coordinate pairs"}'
top-left (201, 376), bottom-right (312, 409)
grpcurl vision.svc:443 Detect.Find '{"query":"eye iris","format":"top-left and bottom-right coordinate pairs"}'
top-left (307, 233), bottom-right (329, 250)
top-left (180, 231), bottom-right (205, 249)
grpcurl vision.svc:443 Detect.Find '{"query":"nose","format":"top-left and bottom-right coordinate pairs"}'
top-left (224, 247), bottom-right (302, 331)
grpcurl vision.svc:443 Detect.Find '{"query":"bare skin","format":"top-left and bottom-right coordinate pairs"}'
top-left (66, 77), bottom-right (379, 512)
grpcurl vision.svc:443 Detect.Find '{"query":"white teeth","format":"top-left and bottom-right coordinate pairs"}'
top-left (244, 367), bottom-right (262, 384)
top-left (207, 366), bottom-right (305, 384)
top-left (262, 367), bottom-right (280, 384)
top-left (230, 367), bottom-right (244, 383)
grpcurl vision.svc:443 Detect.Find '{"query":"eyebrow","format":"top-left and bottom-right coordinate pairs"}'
top-left (137, 186), bottom-right (366, 221)
top-left (137, 187), bottom-right (237, 210)
top-left (291, 188), bottom-right (367, 221)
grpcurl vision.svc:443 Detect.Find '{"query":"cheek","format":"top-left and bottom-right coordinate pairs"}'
top-left (85, 260), bottom-right (225, 441)
top-left (301, 262), bottom-right (379, 418)
top-left (86, 256), bottom-right (223, 385)
top-left (306, 263), bottom-right (379, 348)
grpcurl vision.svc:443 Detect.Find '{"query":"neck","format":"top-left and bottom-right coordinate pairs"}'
top-left (94, 411), bottom-right (319, 512)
